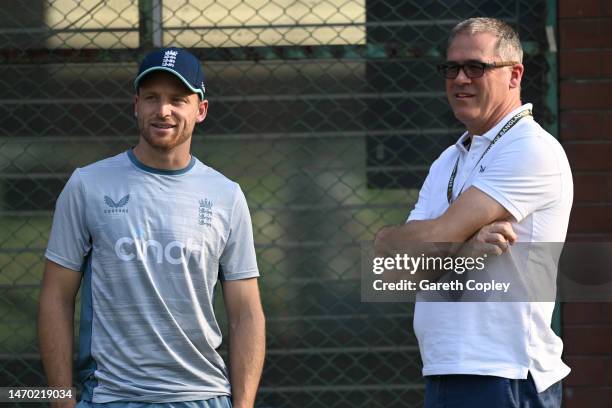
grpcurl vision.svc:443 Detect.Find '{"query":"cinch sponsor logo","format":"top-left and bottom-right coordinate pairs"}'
top-left (114, 237), bottom-right (204, 264)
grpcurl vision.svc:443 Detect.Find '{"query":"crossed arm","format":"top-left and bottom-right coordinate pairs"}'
top-left (222, 278), bottom-right (266, 408)
top-left (375, 186), bottom-right (517, 260)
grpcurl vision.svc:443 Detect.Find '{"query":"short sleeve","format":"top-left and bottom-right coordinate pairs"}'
top-left (471, 135), bottom-right (561, 222)
top-left (407, 160), bottom-right (439, 222)
top-left (45, 169), bottom-right (92, 271)
top-left (219, 185), bottom-right (259, 280)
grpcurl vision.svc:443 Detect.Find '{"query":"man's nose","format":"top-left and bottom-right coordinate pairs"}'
top-left (156, 101), bottom-right (171, 117)
top-left (453, 67), bottom-right (472, 84)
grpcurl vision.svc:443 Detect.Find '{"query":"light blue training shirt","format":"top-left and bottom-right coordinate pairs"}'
top-left (45, 150), bottom-right (259, 403)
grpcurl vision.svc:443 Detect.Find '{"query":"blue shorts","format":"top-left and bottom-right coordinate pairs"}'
top-left (76, 396), bottom-right (232, 408)
top-left (424, 373), bottom-right (561, 408)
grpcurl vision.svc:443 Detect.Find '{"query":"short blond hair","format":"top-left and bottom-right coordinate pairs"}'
top-left (449, 17), bottom-right (523, 63)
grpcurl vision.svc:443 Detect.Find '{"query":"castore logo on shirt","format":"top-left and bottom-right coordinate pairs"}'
top-left (104, 194), bottom-right (129, 214)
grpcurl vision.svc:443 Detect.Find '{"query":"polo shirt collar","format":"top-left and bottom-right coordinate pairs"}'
top-left (479, 103), bottom-right (534, 142)
top-left (454, 131), bottom-right (471, 153)
top-left (454, 103), bottom-right (534, 153)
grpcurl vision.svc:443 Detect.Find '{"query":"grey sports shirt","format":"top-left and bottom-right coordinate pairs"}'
top-left (45, 150), bottom-right (259, 403)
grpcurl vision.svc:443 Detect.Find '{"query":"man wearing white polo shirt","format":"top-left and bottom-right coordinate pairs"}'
top-left (375, 18), bottom-right (572, 407)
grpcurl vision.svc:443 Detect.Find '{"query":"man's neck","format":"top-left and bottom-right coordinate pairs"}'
top-left (468, 100), bottom-right (523, 139)
top-left (132, 141), bottom-right (192, 170)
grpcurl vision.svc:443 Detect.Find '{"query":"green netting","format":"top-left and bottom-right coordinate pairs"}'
top-left (0, 1), bottom-right (554, 407)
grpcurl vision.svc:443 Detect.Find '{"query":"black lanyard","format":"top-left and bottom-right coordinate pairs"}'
top-left (447, 109), bottom-right (532, 204)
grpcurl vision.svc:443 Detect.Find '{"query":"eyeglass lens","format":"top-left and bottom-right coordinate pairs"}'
top-left (444, 63), bottom-right (485, 79)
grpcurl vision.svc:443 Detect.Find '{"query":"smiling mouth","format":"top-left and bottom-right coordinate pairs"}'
top-left (151, 123), bottom-right (176, 129)
top-left (455, 93), bottom-right (475, 99)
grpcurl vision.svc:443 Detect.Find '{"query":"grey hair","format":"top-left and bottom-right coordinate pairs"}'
top-left (449, 17), bottom-right (523, 63)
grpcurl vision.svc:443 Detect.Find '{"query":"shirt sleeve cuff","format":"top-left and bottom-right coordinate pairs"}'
top-left (407, 211), bottom-right (428, 223)
top-left (219, 268), bottom-right (260, 281)
top-left (45, 250), bottom-right (83, 272)
top-left (471, 181), bottom-right (525, 222)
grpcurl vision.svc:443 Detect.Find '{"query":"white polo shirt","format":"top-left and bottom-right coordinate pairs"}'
top-left (407, 104), bottom-right (573, 392)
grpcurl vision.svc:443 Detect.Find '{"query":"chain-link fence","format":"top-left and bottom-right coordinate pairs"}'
top-left (0, 1), bottom-right (555, 407)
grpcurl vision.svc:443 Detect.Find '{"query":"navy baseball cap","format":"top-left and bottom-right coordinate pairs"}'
top-left (134, 47), bottom-right (206, 100)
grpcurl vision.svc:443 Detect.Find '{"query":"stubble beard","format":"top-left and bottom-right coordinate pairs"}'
top-left (138, 116), bottom-right (193, 152)
top-left (450, 98), bottom-right (482, 131)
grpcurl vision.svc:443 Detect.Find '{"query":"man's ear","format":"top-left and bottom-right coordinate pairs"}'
top-left (196, 99), bottom-right (208, 123)
top-left (133, 94), bottom-right (139, 117)
top-left (509, 63), bottom-right (524, 89)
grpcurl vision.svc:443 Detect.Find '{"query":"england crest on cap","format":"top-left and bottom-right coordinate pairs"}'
top-left (134, 47), bottom-right (206, 100)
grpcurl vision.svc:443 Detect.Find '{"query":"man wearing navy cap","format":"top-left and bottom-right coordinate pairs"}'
top-left (38, 47), bottom-right (265, 408)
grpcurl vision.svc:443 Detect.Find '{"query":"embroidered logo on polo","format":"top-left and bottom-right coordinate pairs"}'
top-left (162, 50), bottom-right (178, 67)
top-left (479, 165), bottom-right (486, 173)
top-left (104, 194), bottom-right (129, 214)
top-left (198, 198), bottom-right (213, 227)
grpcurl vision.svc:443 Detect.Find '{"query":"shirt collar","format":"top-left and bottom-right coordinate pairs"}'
top-left (454, 103), bottom-right (533, 153)
top-left (127, 149), bottom-right (196, 175)
top-left (454, 131), bottom-right (471, 153)
top-left (479, 103), bottom-right (534, 141)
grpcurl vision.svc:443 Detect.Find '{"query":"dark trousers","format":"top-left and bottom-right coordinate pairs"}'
top-left (424, 373), bottom-right (561, 408)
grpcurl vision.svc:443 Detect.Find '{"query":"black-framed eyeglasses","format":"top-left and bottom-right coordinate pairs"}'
top-left (437, 60), bottom-right (519, 79)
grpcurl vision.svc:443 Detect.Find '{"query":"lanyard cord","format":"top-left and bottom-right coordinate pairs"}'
top-left (446, 109), bottom-right (532, 204)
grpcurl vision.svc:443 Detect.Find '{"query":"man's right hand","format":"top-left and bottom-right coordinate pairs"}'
top-left (463, 221), bottom-right (517, 257)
